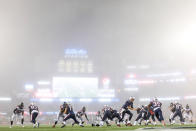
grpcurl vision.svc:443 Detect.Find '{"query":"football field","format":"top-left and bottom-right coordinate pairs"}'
top-left (1, 125), bottom-right (196, 131)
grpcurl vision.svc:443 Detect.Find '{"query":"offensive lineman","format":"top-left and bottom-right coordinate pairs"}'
top-left (10, 102), bottom-right (25, 128)
top-left (134, 105), bottom-right (148, 125)
top-left (148, 97), bottom-right (165, 126)
top-left (29, 103), bottom-right (39, 128)
top-left (171, 101), bottom-right (184, 125)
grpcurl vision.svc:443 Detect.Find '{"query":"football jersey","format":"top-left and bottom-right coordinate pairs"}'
top-left (122, 100), bottom-right (133, 110)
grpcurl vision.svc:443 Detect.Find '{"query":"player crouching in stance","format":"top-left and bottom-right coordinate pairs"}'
top-left (10, 102), bottom-right (25, 128)
top-left (182, 104), bottom-right (193, 124)
top-left (61, 103), bottom-right (83, 128)
top-left (171, 101), bottom-right (184, 125)
top-left (148, 97), bottom-right (165, 126)
top-left (52, 102), bottom-right (67, 128)
top-left (72, 106), bottom-right (89, 126)
top-left (120, 96), bottom-right (137, 126)
top-left (134, 105), bottom-right (148, 125)
top-left (29, 103), bottom-right (39, 128)
top-left (99, 105), bottom-right (122, 127)
top-left (92, 111), bottom-right (102, 127)
top-left (169, 102), bottom-right (175, 125)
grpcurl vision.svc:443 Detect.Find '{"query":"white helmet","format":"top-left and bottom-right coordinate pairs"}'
top-left (129, 96), bottom-right (135, 100)
top-left (153, 97), bottom-right (158, 101)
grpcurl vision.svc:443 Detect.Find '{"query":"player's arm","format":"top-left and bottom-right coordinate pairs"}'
top-left (190, 110), bottom-right (193, 115)
top-left (148, 102), bottom-right (153, 109)
top-left (85, 113), bottom-right (89, 121)
top-left (64, 106), bottom-right (68, 114)
top-left (127, 106), bottom-right (137, 111)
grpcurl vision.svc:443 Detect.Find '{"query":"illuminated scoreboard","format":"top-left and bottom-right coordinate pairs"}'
top-left (57, 49), bottom-right (94, 73)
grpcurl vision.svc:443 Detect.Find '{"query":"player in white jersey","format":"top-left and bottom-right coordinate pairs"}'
top-left (183, 104), bottom-right (193, 123)
top-left (92, 110), bottom-right (103, 126)
top-left (73, 106), bottom-right (89, 126)
top-left (52, 102), bottom-right (67, 128)
top-left (169, 102), bottom-right (175, 125)
top-left (10, 102), bottom-right (24, 128)
top-left (29, 103), bottom-right (39, 128)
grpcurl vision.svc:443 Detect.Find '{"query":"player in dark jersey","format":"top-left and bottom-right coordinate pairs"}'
top-left (52, 102), bottom-right (67, 128)
top-left (10, 102), bottom-right (25, 128)
top-left (183, 104), bottom-right (193, 123)
top-left (61, 103), bottom-right (83, 128)
top-left (146, 105), bottom-right (156, 125)
top-left (99, 105), bottom-right (113, 126)
top-left (171, 101), bottom-right (184, 125)
top-left (120, 97), bottom-right (137, 126)
top-left (169, 102), bottom-right (175, 125)
top-left (73, 106), bottom-right (89, 126)
top-left (28, 103), bottom-right (39, 128)
top-left (110, 107), bottom-right (122, 127)
top-left (134, 105), bottom-right (148, 125)
top-left (148, 97), bottom-right (165, 126)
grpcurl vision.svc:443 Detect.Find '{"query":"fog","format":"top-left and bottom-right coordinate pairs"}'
top-left (0, 0), bottom-right (196, 124)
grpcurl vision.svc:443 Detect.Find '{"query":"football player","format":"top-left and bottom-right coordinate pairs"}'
top-left (146, 105), bottom-right (156, 125)
top-left (29, 103), bottom-right (39, 128)
top-left (120, 97), bottom-right (137, 126)
top-left (148, 97), bottom-right (165, 126)
top-left (52, 102), bottom-right (67, 128)
top-left (92, 110), bottom-right (102, 127)
top-left (73, 106), bottom-right (89, 126)
top-left (183, 104), bottom-right (193, 124)
top-left (134, 105), bottom-right (148, 125)
top-left (171, 101), bottom-right (184, 125)
top-left (169, 102), bottom-right (175, 125)
top-left (10, 102), bottom-right (25, 128)
top-left (99, 105), bottom-right (112, 126)
top-left (61, 103), bottom-right (83, 128)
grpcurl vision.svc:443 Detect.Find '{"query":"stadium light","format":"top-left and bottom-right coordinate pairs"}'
top-left (184, 96), bottom-right (196, 100)
top-left (37, 81), bottom-right (51, 85)
top-left (39, 98), bottom-right (53, 102)
top-left (25, 84), bottom-right (34, 91)
top-left (98, 98), bottom-right (112, 102)
top-left (79, 98), bottom-right (92, 102)
top-left (124, 88), bottom-right (139, 91)
top-left (0, 97), bottom-right (12, 101)
top-left (139, 97), bottom-right (181, 102)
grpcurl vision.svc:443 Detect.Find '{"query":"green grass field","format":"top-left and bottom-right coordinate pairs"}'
top-left (1, 125), bottom-right (196, 131)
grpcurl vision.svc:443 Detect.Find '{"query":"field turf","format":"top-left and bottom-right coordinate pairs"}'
top-left (0, 125), bottom-right (196, 131)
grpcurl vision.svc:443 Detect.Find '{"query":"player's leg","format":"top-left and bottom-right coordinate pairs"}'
top-left (126, 110), bottom-right (133, 125)
top-left (32, 112), bottom-right (39, 128)
top-left (18, 114), bottom-right (24, 127)
top-left (120, 109), bottom-right (126, 121)
top-left (61, 114), bottom-right (71, 128)
top-left (157, 109), bottom-right (165, 126)
top-left (71, 114), bottom-right (83, 127)
top-left (151, 114), bottom-right (156, 125)
top-left (134, 113), bottom-right (142, 125)
top-left (169, 113), bottom-right (174, 124)
top-left (53, 113), bottom-right (61, 128)
top-left (10, 113), bottom-right (15, 128)
top-left (179, 112), bottom-right (184, 125)
top-left (171, 112), bottom-right (178, 124)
